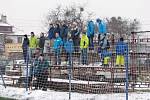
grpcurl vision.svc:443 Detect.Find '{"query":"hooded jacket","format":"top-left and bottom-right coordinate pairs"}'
top-left (29, 36), bottom-right (38, 48)
top-left (53, 36), bottom-right (63, 51)
top-left (39, 36), bottom-right (45, 49)
top-left (87, 21), bottom-right (95, 37)
top-left (96, 19), bottom-right (107, 34)
top-left (22, 38), bottom-right (29, 50)
top-left (80, 34), bottom-right (89, 49)
top-left (64, 38), bottom-right (74, 54)
top-left (116, 41), bottom-right (128, 55)
top-left (101, 49), bottom-right (112, 58)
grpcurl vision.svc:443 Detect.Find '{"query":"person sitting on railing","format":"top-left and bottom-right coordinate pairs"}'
top-left (34, 53), bottom-right (49, 91)
top-left (64, 34), bottom-right (74, 65)
top-left (53, 32), bottom-right (63, 65)
top-left (115, 37), bottom-right (128, 67)
top-left (80, 31), bottom-right (89, 65)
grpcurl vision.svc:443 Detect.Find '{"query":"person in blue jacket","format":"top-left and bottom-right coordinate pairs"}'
top-left (87, 20), bottom-right (95, 50)
top-left (53, 32), bottom-right (63, 65)
top-left (116, 37), bottom-right (128, 67)
top-left (64, 35), bottom-right (74, 65)
top-left (96, 18), bottom-right (107, 45)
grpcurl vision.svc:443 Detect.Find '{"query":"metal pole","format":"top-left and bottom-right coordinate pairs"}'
top-left (0, 69), bottom-right (6, 88)
top-left (68, 53), bottom-right (72, 100)
top-left (26, 47), bottom-right (29, 91)
top-left (125, 44), bottom-right (129, 100)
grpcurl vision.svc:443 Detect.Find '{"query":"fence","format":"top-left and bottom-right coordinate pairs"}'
top-left (0, 33), bottom-right (150, 100)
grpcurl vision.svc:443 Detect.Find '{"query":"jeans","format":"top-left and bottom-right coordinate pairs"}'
top-left (54, 50), bottom-right (61, 65)
top-left (88, 36), bottom-right (94, 50)
top-left (81, 48), bottom-right (88, 65)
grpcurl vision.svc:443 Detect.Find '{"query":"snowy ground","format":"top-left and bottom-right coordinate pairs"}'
top-left (0, 85), bottom-right (150, 100)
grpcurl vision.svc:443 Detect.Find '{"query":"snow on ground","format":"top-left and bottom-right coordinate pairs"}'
top-left (0, 85), bottom-right (150, 100)
top-left (51, 78), bottom-right (107, 84)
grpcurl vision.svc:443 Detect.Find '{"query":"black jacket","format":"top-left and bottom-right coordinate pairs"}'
top-left (39, 36), bottom-right (45, 49)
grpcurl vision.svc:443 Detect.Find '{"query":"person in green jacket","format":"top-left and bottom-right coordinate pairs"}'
top-left (29, 32), bottom-right (38, 59)
top-left (80, 32), bottom-right (89, 65)
top-left (34, 53), bottom-right (49, 91)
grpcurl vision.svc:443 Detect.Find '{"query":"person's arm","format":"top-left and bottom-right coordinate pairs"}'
top-left (80, 39), bottom-right (83, 49)
top-left (84, 37), bottom-right (89, 48)
top-left (75, 28), bottom-right (80, 36)
top-left (35, 37), bottom-right (39, 48)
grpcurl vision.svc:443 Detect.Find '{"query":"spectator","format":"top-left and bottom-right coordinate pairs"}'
top-left (39, 33), bottom-right (45, 53)
top-left (54, 24), bottom-right (61, 36)
top-left (87, 20), bottom-right (95, 50)
top-left (53, 32), bottom-right (63, 65)
top-left (80, 31), bottom-right (89, 65)
top-left (60, 22), bottom-right (69, 43)
top-left (98, 34), bottom-right (111, 66)
top-left (48, 24), bottom-right (55, 40)
top-left (64, 34), bottom-right (74, 65)
top-left (29, 32), bottom-right (38, 59)
top-left (22, 34), bottom-right (29, 63)
top-left (96, 19), bottom-right (107, 45)
top-left (34, 54), bottom-right (49, 91)
top-left (71, 22), bottom-right (80, 52)
top-left (116, 37), bottom-right (128, 67)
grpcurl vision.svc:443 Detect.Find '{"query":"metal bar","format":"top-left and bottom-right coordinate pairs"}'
top-left (125, 44), bottom-right (129, 100)
top-left (0, 69), bottom-right (6, 88)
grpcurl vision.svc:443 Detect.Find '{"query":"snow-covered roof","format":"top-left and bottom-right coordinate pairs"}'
top-left (0, 33), bottom-right (4, 35)
top-left (7, 32), bottom-right (25, 36)
top-left (0, 22), bottom-right (12, 27)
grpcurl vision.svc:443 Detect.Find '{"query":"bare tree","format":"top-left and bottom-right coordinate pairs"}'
top-left (45, 5), bottom-right (94, 31)
top-left (106, 17), bottom-right (140, 38)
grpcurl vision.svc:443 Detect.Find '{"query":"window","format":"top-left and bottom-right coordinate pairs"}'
top-left (17, 37), bottom-right (22, 43)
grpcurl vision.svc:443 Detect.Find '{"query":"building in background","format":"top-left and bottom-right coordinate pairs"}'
top-left (0, 14), bottom-right (25, 58)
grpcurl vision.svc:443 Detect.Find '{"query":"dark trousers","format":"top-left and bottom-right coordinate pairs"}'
top-left (88, 36), bottom-right (94, 50)
top-left (81, 48), bottom-right (88, 65)
top-left (54, 51), bottom-right (61, 65)
top-left (35, 72), bottom-right (48, 90)
top-left (73, 39), bottom-right (79, 53)
top-left (66, 53), bottom-right (72, 65)
top-left (23, 50), bottom-right (28, 63)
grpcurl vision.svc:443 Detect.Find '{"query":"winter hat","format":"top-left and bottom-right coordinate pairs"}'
top-left (96, 18), bottom-right (101, 23)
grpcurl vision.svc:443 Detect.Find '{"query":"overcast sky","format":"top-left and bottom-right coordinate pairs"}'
top-left (0, 0), bottom-right (150, 34)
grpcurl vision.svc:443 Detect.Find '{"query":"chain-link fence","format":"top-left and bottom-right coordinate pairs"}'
top-left (0, 33), bottom-right (150, 100)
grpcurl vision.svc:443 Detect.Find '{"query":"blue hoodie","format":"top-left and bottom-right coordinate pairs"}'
top-left (116, 41), bottom-right (128, 55)
top-left (64, 38), bottom-right (74, 54)
top-left (96, 19), bottom-right (107, 35)
top-left (101, 49), bottom-right (112, 58)
top-left (87, 21), bottom-right (95, 37)
top-left (53, 37), bottom-right (63, 51)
